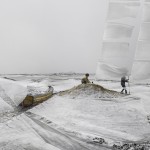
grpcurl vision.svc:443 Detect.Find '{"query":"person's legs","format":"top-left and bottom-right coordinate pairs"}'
top-left (123, 87), bottom-right (127, 94)
top-left (121, 89), bottom-right (124, 93)
top-left (121, 87), bottom-right (127, 94)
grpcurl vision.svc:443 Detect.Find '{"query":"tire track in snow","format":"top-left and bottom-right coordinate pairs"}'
top-left (25, 112), bottom-right (110, 150)
top-left (0, 86), bottom-right (16, 108)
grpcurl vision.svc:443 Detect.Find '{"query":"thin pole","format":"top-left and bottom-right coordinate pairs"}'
top-left (128, 76), bottom-right (130, 95)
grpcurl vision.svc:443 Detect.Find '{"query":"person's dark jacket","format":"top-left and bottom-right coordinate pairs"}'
top-left (81, 77), bottom-right (90, 84)
top-left (121, 77), bottom-right (128, 87)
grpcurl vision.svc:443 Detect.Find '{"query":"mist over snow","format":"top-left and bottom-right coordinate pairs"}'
top-left (0, 0), bottom-right (108, 74)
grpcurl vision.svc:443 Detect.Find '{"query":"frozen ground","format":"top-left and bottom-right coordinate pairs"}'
top-left (0, 74), bottom-right (150, 150)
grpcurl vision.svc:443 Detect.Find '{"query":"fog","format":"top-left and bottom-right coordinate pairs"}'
top-left (0, 0), bottom-right (108, 74)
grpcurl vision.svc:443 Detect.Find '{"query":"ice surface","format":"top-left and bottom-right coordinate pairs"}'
top-left (0, 74), bottom-right (150, 149)
top-left (30, 95), bottom-right (150, 145)
top-left (0, 114), bottom-right (61, 150)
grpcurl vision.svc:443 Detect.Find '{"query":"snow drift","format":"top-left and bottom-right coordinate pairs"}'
top-left (58, 83), bottom-right (122, 99)
top-left (0, 78), bottom-right (27, 106)
top-left (0, 97), bottom-right (13, 113)
top-left (0, 74), bottom-right (150, 150)
top-left (27, 82), bottom-right (53, 96)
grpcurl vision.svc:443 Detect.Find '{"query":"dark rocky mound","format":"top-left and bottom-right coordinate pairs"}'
top-left (113, 141), bottom-right (150, 150)
top-left (58, 83), bottom-right (122, 99)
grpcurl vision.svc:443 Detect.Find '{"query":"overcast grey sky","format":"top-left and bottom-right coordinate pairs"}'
top-left (0, 0), bottom-right (108, 74)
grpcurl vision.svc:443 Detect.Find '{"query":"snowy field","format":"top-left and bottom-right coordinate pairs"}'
top-left (0, 74), bottom-right (150, 150)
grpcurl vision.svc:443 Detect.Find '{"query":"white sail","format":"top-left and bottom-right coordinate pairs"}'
top-left (145, 0), bottom-right (150, 2)
top-left (139, 23), bottom-right (150, 40)
top-left (110, 0), bottom-right (140, 1)
top-left (97, 42), bottom-right (131, 79)
top-left (96, 63), bottom-right (129, 80)
top-left (143, 4), bottom-right (150, 22)
top-left (135, 42), bottom-right (150, 59)
top-left (96, 0), bottom-right (150, 82)
top-left (96, 0), bottom-right (144, 81)
top-left (102, 42), bottom-right (130, 58)
top-left (131, 1), bottom-right (150, 82)
top-left (104, 23), bottom-right (134, 40)
top-left (107, 2), bottom-right (140, 20)
top-left (132, 62), bottom-right (150, 80)
top-left (101, 42), bottom-right (130, 70)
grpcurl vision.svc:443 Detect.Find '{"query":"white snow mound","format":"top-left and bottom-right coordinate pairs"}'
top-left (0, 97), bottom-right (13, 113)
top-left (0, 78), bottom-right (27, 106)
top-left (27, 82), bottom-right (53, 96)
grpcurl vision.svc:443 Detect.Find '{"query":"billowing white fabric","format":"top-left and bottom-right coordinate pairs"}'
top-left (143, 4), bottom-right (150, 22)
top-left (102, 42), bottom-right (129, 58)
top-left (132, 41), bottom-right (150, 81)
top-left (102, 57), bottom-right (131, 67)
top-left (104, 23), bottom-right (134, 40)
top-left (139, 23), bottom-right (150, 41)
top-left (96, 0), bottom-right (150, 81)
top-left (110, 0), bottom-right (140, 1)
top-left (96, 62), bottom-right (130, 80)
top-left (100, 42), bottom-right (130, 74)
top-left (97, 42), bottom-right (131, 80)
top-left (131, 61), bottom-right (150, 81)
top-left (135, 41), bottom-right (150, 60)
top-left (107, 2), bottom-right (140, 20)
top-left (0, 78), bottom-right (27, 106)
top-left (145, 0), bottom-right (150, 2)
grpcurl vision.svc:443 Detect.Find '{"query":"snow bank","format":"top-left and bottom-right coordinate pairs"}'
top-left (27, 82), bottom-right (53, 96)
top-left (58, 83), bottom-right (122, 99)
top-left (1, 74), bottom-right (150, 149)
top-left (0, 113), bottom-right (97, 150)
top-left (51, 79), bottom-right (79, 93)
top-left (0, 97), bottom-right (13, 113)
top-left (30, 95), bottom-right (150, 145)
top-left (0, 114), bottom-right (60, 150)
top-left (0, 78), bottom-right (27, 106)
top-left (40, 79), bottom-right (52, 87)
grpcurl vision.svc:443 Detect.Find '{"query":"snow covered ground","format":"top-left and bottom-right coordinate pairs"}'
top-left (0, 74), bottom-right (150, 150)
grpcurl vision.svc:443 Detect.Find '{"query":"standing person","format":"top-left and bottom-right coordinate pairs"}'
top-left (81, 73), bottom-right (91, 84)
top-left (121, 76), bottom-right (129, 94)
